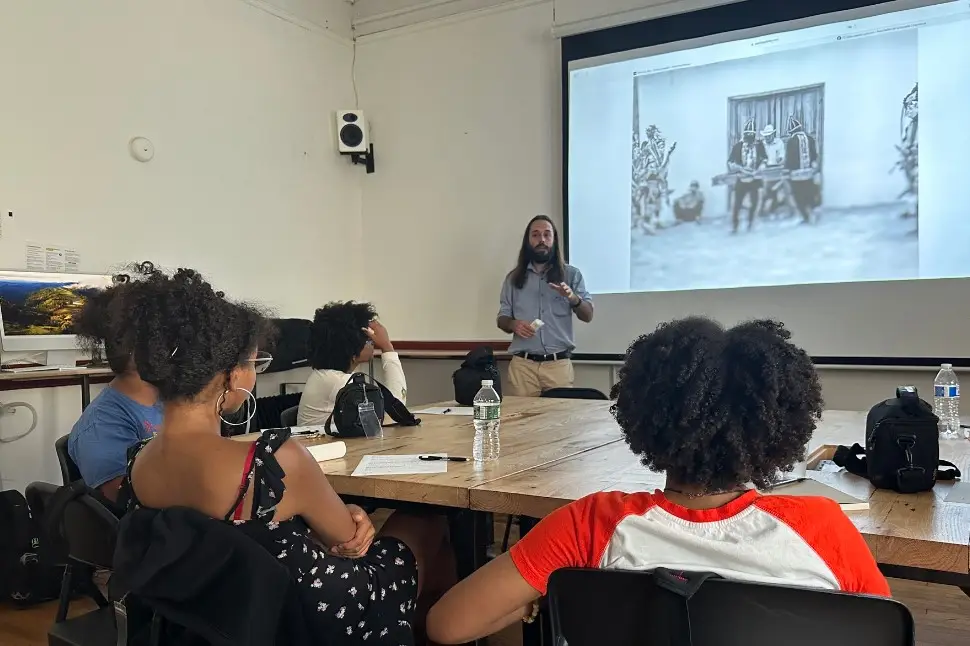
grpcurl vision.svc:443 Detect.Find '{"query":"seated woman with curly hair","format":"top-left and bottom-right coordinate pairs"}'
top-left (427, 317), bottom-right (889, 644)
top-left (116, 265), bottom-right (447, 644)
top-left (298, 301), bottom-right (406, 426)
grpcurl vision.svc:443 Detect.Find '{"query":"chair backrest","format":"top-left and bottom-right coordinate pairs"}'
top-left (280, 405), bottom-right (299, 428)
top-left (54, 434), bottom-right (83, 485)
top-left (541, 387), bottom-right (608, 400)
top-left (61, 492), bottom-right (119, 570)
top-left (547, 568), bottom-right (914, 646)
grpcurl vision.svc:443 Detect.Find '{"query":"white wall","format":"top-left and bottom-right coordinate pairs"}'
top-left (0, 0), bottom-right (360, 491)
top-left (355, 1), bottom-right (560, 339)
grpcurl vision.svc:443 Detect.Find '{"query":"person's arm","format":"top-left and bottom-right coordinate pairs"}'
top-left (379, 351), bottom-right (407, 404)
top-left (428, 495), bottom-right (604, 644)
top-left (69, 418), bottom-right (141, 499)
top-left (727, 143), bottom-right (742, 172)
top-left (275, 439), bottom-right (356, 547)
top-left (363, 321), bottom-right (407, 403)
top-left (99, 477), bottom-right (125, 502)
top-left (498, 276), bottom-right (534, 339)
top-left (570, 270), bottom-right (593, 323)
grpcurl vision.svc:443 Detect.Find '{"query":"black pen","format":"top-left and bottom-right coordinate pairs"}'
top-left (442, 408), bottom-right (452, 414)
top-left (419, 455), bottom-right (468, 462)
top-left (768, 477), bottom-right (808, 490)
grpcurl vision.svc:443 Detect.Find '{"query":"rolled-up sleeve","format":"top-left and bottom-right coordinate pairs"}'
top-left (571, 269), bottom-right (592, 304)
top-left (498, 275), bottom-right (513, 318)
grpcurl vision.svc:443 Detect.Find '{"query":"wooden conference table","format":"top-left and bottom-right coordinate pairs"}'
top-left (270, 398), bottom-right (970, 588)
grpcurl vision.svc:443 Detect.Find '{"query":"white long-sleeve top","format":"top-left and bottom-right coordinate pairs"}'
top-left (296, 351), bottom-right (407, 426)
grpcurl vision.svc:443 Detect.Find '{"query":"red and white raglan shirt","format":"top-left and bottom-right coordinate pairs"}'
top-left (510, 490), bottom-right (890, 597)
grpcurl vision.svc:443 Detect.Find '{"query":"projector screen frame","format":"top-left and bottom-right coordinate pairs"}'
top-left (560, 0), bottom-right (968, 367)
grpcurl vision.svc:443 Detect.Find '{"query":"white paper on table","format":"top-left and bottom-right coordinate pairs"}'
top-left (413, 407), bottom-right (474, 416)
top-left (352, 454), bottom-right (448, 477)
top-left (306, 441), bottom-right (346, 462)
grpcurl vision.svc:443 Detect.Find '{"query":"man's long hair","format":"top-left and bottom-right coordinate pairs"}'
top-left (509, 215), bottom-right (565, 289)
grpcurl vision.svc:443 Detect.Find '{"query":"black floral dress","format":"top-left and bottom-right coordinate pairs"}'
top-left (126, 428), bottom-right (419, 644)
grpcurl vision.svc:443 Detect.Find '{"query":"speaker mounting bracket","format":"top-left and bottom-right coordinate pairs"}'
top-left (348, 144), bottom-right (375, 174)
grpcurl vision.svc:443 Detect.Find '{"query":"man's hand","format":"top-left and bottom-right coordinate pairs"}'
top-left (362, 320), bottom-right (394, 352)
top-left (331, 504), bottom-right (375, 558)
top-left (550, 282), bottom-right (581, 306)
top-left (512, 320), bottom-right (535, 339)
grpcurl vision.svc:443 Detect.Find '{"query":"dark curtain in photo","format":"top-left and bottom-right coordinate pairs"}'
top-left (727, 84), bottom-right (824, 161)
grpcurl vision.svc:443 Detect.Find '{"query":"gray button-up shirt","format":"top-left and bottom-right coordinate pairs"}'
top-left (498, 264), bottom-right (591, 355)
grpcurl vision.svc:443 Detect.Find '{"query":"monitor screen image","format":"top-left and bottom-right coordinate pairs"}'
top-left (0, 271), bottom-right (114, 348)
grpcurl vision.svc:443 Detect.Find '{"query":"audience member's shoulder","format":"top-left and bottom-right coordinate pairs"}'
top-left (72, 388), bottom-right (121, 430)
top-left (569, 490), bottom-right (661, 523)
top-left (754, 494), bottom-right (853, 535)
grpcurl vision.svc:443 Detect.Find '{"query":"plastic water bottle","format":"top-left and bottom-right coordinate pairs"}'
top-left (934, 363), bottom-right (960, 439)
top-left (473, 380), bottom-right (501, 462)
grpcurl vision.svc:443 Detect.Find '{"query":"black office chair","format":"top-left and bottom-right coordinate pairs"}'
top-left (47, 485), bottom-right (125, 646)
top-left (55, 434), bottom-right (83, 485)
top-left (280, 405), bottom-right (299, 428)
top-left (541, 387), bottom-right (608, 400)
top-left (547, 568), bottom-right (915, 646)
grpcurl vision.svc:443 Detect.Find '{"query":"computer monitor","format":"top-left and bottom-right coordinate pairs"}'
top-left (0, 270), bottom-right (114, 363)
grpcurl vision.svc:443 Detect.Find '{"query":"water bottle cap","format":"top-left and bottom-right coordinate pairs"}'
top-left (481, 380), bottom-right (493, 387)
top-left (942, 363), bottom-right (953, 369)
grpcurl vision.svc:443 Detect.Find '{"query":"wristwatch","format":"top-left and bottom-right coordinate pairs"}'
top-left (570, 297), bottom-right (582, 309)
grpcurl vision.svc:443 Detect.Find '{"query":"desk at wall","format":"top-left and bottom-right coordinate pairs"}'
top-left (0, 366), bottom-right (113, 409)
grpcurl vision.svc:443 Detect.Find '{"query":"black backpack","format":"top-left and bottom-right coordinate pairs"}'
top-left (0, 489), bottom-right (63, 606)
top-left (325, 373), bottom-right (420, 437)
top-left (453, 347), bottom-right (503, 406)
top-left (834, 386), bottom-right (961, 493)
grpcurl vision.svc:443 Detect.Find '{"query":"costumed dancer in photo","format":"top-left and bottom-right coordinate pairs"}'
top-left (784, 115), bottom-right (819, 224)
top-left (893, 83), bottom-right (918, 221)
top-left (758, 124), bottom-right (789, 219)
top-left (634, 125), bottom-right (677, 234)
top-left (727, 118), bottom-right (766, 233)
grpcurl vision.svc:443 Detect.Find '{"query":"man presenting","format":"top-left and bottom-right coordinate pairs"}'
top-left (497, 215), bottom-right (593, 397)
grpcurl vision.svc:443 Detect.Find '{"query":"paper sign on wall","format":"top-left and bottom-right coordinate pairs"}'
top-left (25, 242), bottom-right (80, 273)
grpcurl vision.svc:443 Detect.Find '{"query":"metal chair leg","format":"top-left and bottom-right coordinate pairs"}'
top-left (55, 564), bottom-right (73, 623)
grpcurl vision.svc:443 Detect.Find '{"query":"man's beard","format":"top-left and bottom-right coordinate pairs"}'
top-left (528, 246), bottom-right (552, 263)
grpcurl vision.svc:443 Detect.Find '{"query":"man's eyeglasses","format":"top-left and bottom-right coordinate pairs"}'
top-left (249, 351), bottom-right (273, 374)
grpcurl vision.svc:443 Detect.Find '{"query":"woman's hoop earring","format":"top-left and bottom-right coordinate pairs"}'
top-left (217, 387), bottom-right (257, 426)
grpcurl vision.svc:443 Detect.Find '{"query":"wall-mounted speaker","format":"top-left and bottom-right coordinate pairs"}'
top-left (336, 110), bottom-right (368, 154)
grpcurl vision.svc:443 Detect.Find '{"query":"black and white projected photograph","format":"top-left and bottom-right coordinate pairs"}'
top-left (629, 29), bottom-right (919, 292)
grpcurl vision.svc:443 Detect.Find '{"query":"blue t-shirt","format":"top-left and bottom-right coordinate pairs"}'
top-left (67, 386), bottom-right (163, 489)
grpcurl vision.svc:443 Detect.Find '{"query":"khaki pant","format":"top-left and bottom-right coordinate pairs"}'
top-left (507, 356), bottom-right (574, 397)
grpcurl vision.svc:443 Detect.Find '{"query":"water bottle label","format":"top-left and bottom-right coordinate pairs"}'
top-left (935, 385), bottom-right (960, 398)
top-left (474, 404), bottom-right (500, 421)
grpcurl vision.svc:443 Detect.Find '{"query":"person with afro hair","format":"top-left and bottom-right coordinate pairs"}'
top-left (427, 317), bottom-right (890, 644)
top-left (67, 272), bottom-right (162, 502)
top-left (117, 264), bottom-right (449, 644)
top-left (297, 301), bottom-right (406, 426)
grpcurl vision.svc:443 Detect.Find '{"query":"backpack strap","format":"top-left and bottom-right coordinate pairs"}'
top-left (832, 443), bottom-right (868, 478)
top-left (377, 380), bottom-right (420, 428)
top-left (937, 459), bottom-right (961, 481)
